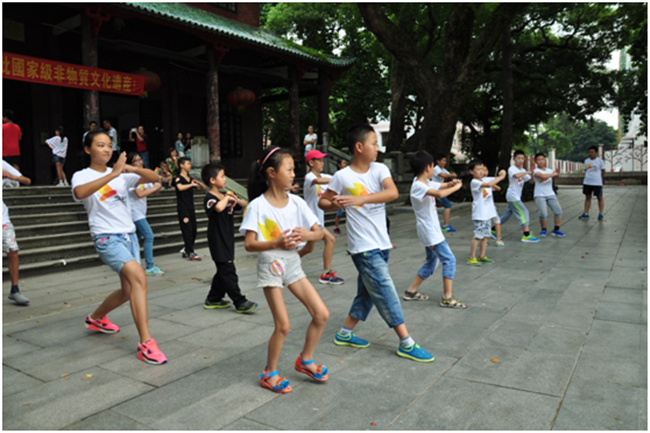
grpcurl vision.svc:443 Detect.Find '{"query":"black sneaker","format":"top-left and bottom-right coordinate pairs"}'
top-left (236, 300), bottom-right (258, 314)
top-left (204, 299), bottom-right (231, 310)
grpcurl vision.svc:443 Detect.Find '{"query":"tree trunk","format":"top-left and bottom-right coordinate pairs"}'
top-left (358, 3), bottom-right (526, 161)
top-left (385, 58), bottom-right (408, 152)
top-left (499, 25), bottom-right (514, 172)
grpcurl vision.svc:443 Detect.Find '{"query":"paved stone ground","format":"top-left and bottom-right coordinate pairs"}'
top-left (3, 186), bottom-right (647, 430)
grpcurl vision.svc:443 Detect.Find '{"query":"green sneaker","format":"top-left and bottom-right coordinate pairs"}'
top-left (477, 256), bottom-right (494, 264)
top-left (467, 257), bottom-right (481, 266)
top-left (204, 299), bottom-right (232, 310)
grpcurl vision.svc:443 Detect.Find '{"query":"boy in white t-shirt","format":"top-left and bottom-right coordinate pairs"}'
top-left (469, 160), bottom-right (507, 266)
top-left (433, 154), bottom-right (458, 232)
top-left (497, 150), bottom-right (540, 243)
top-left (301, 150), bottom-right (344, 285)
top-left (2, 161), bottom-right (31, 305)
top-left (405, 151), bottom-right (466, 308)
top-left (579, 146), bottom-right (606, 220)
top-left (533, 153), bottom-right (565, 237)
top-left (72, 129), bottom-right (167, 365)
top-left (319, 124), bottom-right (434, 363)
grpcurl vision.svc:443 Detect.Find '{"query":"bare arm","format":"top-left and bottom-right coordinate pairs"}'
top-left (335, 177), bottom-right (399, 208)
top-left (2, 171), bottom-right (31, 186)
top-left (134, 182), bottom-right (162, 198)
top-left (534, 170), bottom-right (559, 180)
top-left (425, 180), bottom-right (462, 198)
top-left (438, 172), bottom-right (457, 180)
top-left (512, 170), bottom-right (532, 179)
top-left (310, 176), bottom-right (332, 186)
top-left (481, 170), bottom-right (507, 188)
top-left (244, 228), bottom-right (303, 252)
top-left (319, 189), bottom-right (341, 212)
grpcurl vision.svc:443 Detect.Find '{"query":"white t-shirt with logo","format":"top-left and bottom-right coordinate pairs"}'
top-left (239, 193), bottom-right (318, 258)
top-left (506, 166), bottom-right (530, 202)
top-left (471, 177), bottom-right (499, 221)
top-left (410, 178), bottom-right (444, 247)
top-left (583, 157), bottom-right (605, 186)
top-left (2, 161), bottom-right (22, 225)
top-left (432, 166), bottom-right (450, 184)
top-left (533, 168), bottom-right (556, 198)
top-left (303, 172), bottom-right (332, 227)
top-left (128, 182), bottom-right (153, 222)
top-left (326, 163), bottom-right (392, 254)
top-left (71, 167), bottom-right (140, 237)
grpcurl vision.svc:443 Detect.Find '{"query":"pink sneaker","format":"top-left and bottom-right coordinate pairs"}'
top-left (137, 338), bottom-right (168, 365)
top-left (85, 315), bottom-right (120, 334)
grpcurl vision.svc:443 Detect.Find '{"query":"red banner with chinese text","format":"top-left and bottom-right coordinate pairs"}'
top-left (2, 52), bottom-right (145, 96)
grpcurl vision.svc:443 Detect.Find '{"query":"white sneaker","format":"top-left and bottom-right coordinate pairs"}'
top-left (56, 180), bottom-right (64, 187)
top-left (63, 180), bottom-right (70, 187)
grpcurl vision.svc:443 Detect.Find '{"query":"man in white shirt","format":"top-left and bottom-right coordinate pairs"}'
top-left (579, 146), bottom-right (606, 220)
top-left (303, 125), bottom-right (317, 156)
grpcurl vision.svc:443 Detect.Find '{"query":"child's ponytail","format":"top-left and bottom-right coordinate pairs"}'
top-left (248, 146), bottom-right (292, 201)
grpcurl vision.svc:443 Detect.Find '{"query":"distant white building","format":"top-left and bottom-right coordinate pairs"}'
top-left (603, 48), bottom-right (647, 172)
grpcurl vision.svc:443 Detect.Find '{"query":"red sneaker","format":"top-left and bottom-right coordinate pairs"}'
top-left (137, 338), bottom-right (168, 365)
top-left (85, 315), bottom-right (120, 334)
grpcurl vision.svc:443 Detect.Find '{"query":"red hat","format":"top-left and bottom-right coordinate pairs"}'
top-left (305, 150), bottom-right (328, 163)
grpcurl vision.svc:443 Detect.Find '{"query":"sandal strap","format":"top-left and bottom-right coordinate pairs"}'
top-left (301, 358), bottom-right (314, 365)
top-left (260, 369), bottom-right (278, 379)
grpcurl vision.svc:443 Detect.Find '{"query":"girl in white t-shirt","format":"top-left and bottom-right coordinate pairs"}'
top-left (240, 146), bottom-right (329, 394)
top-left (126, 152), bottom-right (164, 275)
top-left (45, 126), bottom-right (69, 187)
top-left (533, 153), bottom-right (564, 237)
top-left (71, 130), bottom-right (167, 365)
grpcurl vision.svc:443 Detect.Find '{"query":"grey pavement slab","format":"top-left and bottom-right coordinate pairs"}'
top-left (2, 186), bottom-right (646, 430)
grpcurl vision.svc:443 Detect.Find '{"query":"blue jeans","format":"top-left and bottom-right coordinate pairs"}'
top-left (134, 219), bottom-right (155, 270)
top-left (438, 196), bottom-right (452, 209)
top-left (349, 249), bottom-right (404, 328)
top-left (139, 151), bottom-right (150, 169)
top-left (418, 241), bottom-right (456, 280)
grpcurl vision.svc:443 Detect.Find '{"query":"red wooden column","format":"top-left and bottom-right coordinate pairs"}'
top-left (288, 66), bottom-right (301, 158)
top-left (207, 42), bottom-right (229, 162)
top-left (317, 71), bottom-right (331, 140)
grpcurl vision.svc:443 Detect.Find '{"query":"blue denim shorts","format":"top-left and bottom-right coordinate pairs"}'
top-left (94, 233), bottom-right (140, 274)
top-left (438, 196), bottom-right (452, 209)
top-left (336, 208), bottom-right (344, 218)
top-left (418, 241), bottom-right (456, 280)
top-left (52, 155), bottom-right (65, 164)
top-left (349, 249), bottom-right (404, 328)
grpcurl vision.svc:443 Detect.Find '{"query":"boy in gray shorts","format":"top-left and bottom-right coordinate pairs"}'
top-left (533, 153), bottom-right (565, 237)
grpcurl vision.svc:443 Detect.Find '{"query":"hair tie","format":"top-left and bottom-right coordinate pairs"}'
top-left (259, 147), bottom-right (281, 172)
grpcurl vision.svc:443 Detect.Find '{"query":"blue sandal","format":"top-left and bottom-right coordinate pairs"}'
top-left (295, 354), bottom-right (329, 382)
top-left (260, 369), bottom-right (292, 393)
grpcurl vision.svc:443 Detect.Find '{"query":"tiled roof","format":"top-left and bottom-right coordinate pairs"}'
top-left (118, 3), bottom-right (355, 68)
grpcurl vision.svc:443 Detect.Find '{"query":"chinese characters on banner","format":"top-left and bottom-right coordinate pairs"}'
top-left (2, 52), bottom-right (145, 96)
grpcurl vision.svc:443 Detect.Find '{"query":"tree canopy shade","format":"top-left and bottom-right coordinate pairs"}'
top-left (358, 3), bottom-right (526, 158)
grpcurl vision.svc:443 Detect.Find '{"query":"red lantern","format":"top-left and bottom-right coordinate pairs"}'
top-left (226, 87), bottom-right (256, 109)
top-left (133, 68), bottom-right (161, 92)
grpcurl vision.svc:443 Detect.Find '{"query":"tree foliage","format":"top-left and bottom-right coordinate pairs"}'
top-left (261, 3), bottom-right (390, 150)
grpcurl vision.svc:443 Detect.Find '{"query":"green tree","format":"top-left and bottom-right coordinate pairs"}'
top-left (564, 120), bottom-right (618, 162)
top-left (262, 3), bottom-right (390, 150)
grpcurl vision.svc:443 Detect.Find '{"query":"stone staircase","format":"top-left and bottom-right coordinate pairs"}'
top-left (2, 180), bottom-right (350, 276)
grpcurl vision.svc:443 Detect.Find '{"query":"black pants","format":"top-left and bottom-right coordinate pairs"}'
top-left (178, 210), bottom-right (197, 253)
top-left (207, 260), bottom-right (246, 306)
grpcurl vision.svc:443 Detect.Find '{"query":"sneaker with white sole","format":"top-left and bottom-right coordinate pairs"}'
top-left (521, 234), bottom-right (540, 243)
top-left (319, 270), bottom-right (344, 285)
top-left (85, 315), bottom-right (119, 333)
top-left (137, 338), bottom-right (168, 365)
top-left (145, 266), bottom-right (165, 276)
top-left (552, 230), bottom-right (566, 237)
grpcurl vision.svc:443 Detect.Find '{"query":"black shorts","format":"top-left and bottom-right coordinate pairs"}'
top-left (3, 156), bottom-right (20, 167)
top-left (583, 185), bottom-right (603, 197)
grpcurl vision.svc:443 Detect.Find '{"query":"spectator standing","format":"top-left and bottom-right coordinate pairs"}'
top-left (45, 126), bottom-right (69, 187)
top-left (129, 125), bottom-right (149, 168)
top-left (304, 125), bottom-right (317, 156)
top-left (175, 133), bottom-right (185, 157)
top-left (183, 132), bottom-right (192, 162)
top-left (103, 119), bottom-right (119, 164)
top-left (83, 121), bottom-right (98, 144)
top-left (2, 109), bottom-right (22, 171)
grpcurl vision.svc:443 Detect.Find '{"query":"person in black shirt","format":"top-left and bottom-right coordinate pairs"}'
top-left (173, 157), bottom-right (205, 260)
top-left (201, 162), bottom-right (257, 313)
